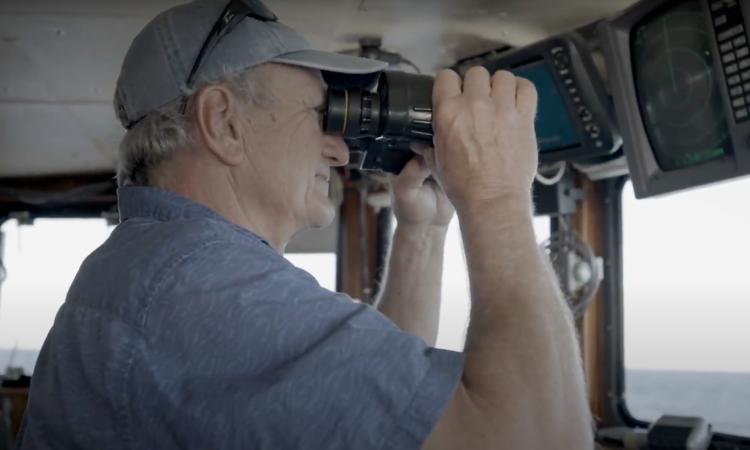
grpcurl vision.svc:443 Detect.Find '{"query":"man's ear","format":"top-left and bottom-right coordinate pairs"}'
top-left (193, 85), bottom-right (246, 166)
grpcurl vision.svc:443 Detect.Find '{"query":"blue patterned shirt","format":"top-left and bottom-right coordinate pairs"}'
top-left (17, 186), bottom-right (464, 449)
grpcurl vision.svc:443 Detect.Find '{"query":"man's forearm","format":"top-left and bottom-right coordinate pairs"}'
top-left (376, 224), bottom-right (448, 345)
top-left (458, 198), bottom-right (591, 448)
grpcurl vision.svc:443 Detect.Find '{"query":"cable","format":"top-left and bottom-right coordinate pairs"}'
top-left (399, 57), bottom-right (422, 74)
top-left (535, 161), bottom-right (567, 185)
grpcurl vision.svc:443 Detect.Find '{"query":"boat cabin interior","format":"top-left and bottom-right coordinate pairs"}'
top-left (0, 0), bottom-right (749, 448)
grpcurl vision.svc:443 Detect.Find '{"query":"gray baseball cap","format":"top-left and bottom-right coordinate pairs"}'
top-left (115, 0), bottom-right (388, 129)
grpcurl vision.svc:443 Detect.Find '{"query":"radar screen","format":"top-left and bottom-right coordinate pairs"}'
top-left (631, 0), bottom-right (734, 171)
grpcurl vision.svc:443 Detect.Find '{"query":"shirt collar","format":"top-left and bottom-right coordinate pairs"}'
top-left (117, 186), bottom-right (270, 245)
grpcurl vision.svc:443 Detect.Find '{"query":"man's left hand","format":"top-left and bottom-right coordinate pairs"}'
top-left (389, 152), bottom-right (455, 229)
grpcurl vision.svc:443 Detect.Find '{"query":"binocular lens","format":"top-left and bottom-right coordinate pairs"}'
top-left (323, 89), bottom-right (381, 138)
top-left (323, 71), bottom-right (434, 143)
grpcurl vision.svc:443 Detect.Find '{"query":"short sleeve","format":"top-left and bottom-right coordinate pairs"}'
top-left (125, 240), bottom-right (464, 450)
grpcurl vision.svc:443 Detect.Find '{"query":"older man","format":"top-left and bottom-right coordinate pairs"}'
top-left (18, 0), bottom-right (592, 449)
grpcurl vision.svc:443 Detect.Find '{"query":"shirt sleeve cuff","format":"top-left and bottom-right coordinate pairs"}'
top-left (383, 347), bottom-right (465, 449)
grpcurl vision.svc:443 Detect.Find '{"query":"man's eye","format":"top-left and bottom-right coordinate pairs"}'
top-left (314, 104), bottom-right (326, 129)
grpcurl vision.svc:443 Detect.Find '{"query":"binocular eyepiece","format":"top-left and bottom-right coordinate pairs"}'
top-left (322, 71), bottom-right (434, 174)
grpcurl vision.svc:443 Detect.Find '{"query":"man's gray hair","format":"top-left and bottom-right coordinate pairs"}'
top-left (114, 66), bottom-right (266, 186)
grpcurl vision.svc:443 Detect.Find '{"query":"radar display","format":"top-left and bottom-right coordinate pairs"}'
top-left (632, 0), bottom-right (733, 171)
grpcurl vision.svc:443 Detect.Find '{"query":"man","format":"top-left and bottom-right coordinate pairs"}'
top-left (18, 0), bottom-right (592, 449)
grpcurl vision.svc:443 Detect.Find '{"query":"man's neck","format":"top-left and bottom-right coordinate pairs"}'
top-left (149, 157), bottom-right (293, 254)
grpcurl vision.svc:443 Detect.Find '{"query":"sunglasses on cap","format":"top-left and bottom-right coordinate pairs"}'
top-left (179, 0), bottom-right (278, 114)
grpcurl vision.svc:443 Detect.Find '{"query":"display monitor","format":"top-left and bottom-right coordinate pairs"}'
top-left (511, 59), bottom-right (582, 153)
top-left (601, 0), bottom-right (750, 197)
top-left (456, 33), bottom-right (622, 164)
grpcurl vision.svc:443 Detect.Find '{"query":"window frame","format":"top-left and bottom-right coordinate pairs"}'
top-left (606, 176), bottom-right (750, 445)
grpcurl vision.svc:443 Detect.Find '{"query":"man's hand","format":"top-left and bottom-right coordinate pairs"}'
top-left (389, 154), bottom-right (455, 229)
top-left (429, 67), bottom-right (539, 213)
top-left (378, 153), bottom-right (452, 345)
top-left (423, 67), bottom-right (592, 450)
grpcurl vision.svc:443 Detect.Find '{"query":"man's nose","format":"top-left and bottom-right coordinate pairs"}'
top-left (323, 135), bottom-right (350, 167)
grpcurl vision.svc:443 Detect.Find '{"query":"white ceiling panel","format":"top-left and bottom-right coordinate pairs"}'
top-left (0, 102), bottom-right (117, 175)
top-left (0, 15), bottom-right (143, 103)
top-left (0, 0), bottom-right (638, 178)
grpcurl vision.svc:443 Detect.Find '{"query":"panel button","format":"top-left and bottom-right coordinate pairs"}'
top-left (554, 54), bottom-right (570, 68)
top-left (737, 47), bottom-right (750, 58)
top-left (564, 78), bottom-right (574, 86)
top-left (720, 40), bottom-right (734, 53)
top-left (585, 123), bottom-right (601, 139)
top-left (735, 108), bottom-right (749, 119)
top-left (745, 94), bottom-right (750, 103)
top-left (577, 106), bottom-right (593, 121)
top-left (732, 97), bottom-right (746, 108)
top-left (573, 96), bottom-right (582, 104)
top-left (727, 63), bottom-right (739, 74)
top-left (728, 74), bottom-right (741, 85)
top-left (723, 52), bottom-right (737, 63)
top-left (568, 87), bottom-right (578, 95)
top-left (711, 1), bottom-right (723, 11)
top-left (558, 68), bottom-right (570, 76)
top-left (715, 15), bottom-right (728, 27)
top-left (741, 70), bottom-right (750, 81)
top-left (719, 25), bottom-right (744, 42)
top-left (740, 58), bottom-right (750, 70)
top-left (730, 85), bottom-right (744, 96)
top-left (734, 35), bottom-right (748, 47)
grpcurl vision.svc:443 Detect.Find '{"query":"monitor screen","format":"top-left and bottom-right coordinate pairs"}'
top-left (511, 60), bottom-right (581, 153)
top-left (631, 0), bottom-right (733, 171)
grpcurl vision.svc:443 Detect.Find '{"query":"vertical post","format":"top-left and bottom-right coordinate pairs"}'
top-left (337, 175), bottom-right (380, 303)
top-left (571, 175), bottom-right (608, 425)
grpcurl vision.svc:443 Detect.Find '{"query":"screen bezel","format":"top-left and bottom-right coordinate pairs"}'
top-left (509, 57), bottom-right (584, 155)
top-left (600, 0), bottom-right (743, 199)
top-left (479, 33), bottom-right (622, 164)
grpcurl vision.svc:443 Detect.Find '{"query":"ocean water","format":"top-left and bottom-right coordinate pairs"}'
top-left (2, 349), bottom-right (748, 436)
top-left (0, 349), bottom-right (37, 376)
top-left (626, 369), bottom-right (750, 436)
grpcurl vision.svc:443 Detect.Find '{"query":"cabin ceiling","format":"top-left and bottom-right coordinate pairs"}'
top-left (0, 0), bottom-right (638, 178)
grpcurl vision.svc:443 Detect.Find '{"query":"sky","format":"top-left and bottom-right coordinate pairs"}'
top-left (621, 180), bottom-right (750, 373)
top-left (1, 178), bottom-right (749, 374)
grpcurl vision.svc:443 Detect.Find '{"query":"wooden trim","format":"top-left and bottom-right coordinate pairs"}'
top-left (0, 387), bottom-right (29, 443)
top-left (571, 175), bottom-right (608, 424)
top-left (338, 177), bottom-right (380, 303)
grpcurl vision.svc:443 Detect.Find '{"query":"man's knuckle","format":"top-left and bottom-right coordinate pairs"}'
top-left (467, 65), bottom-right (490, 77)
top-left (517, 77), bottom-right (536, 92)
top-left (438, 68), bottom-right (458, 79)
top-left (435, 104), bottom-right (455, 123)
top-left (467, 96), bottom-right (489, 111)
top-left (491, 70), bottom-right (515, 83)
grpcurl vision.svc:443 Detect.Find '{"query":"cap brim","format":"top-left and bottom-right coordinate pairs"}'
top-left (271, 49), bottom-right (388, 74)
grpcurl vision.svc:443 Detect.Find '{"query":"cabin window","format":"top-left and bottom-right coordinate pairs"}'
top-left (0, 218), bottom-right (115, 375)
top-left (435, 215), bottom-right (551, 351)
top-left (622, 179), bottom-right (750, 436)
top-left (0, 218), bottom-right (338, 376)
top-left (285, 253), bottom-right (337, 291)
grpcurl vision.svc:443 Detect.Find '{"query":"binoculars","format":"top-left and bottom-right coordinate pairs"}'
top-left (322, 71), bottom-right (434, 174)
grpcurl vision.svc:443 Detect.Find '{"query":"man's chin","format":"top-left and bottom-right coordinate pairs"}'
top-left (307, 202), bottom-right (336, 229)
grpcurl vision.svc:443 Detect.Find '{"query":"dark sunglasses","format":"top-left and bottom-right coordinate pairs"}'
top-left (179, 0), bottom-right (277, 114)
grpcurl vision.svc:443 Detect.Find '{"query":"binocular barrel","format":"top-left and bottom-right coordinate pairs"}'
top-left (323, 71), bottom-right (434, 144)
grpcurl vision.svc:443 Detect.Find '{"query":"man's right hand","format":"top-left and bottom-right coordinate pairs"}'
top-left (423, 67), bottom-right (593, 450)
top-left (429, 67), bottom-right (539, 214)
